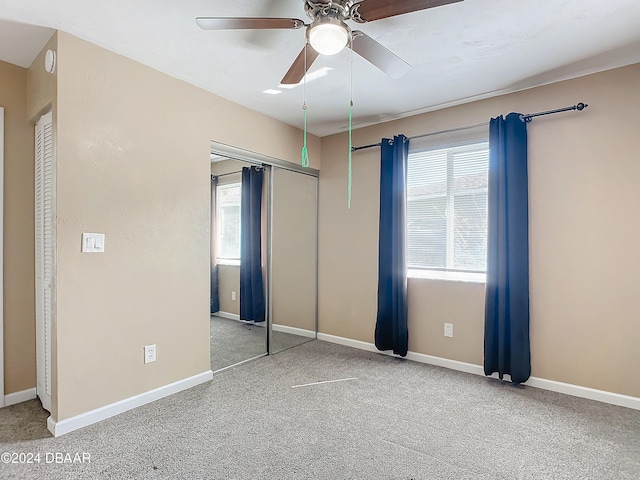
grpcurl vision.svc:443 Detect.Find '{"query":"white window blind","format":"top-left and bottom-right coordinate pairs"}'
top-left (407, 141), bottom-right (489, 278)
top-left (216, 183), bottom-right (241, 261)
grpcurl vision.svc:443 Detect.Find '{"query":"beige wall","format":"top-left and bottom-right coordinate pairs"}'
top-left (51, 32), bottom-right (321, 421)
top-left (218, 265), bottom-right (240, 315)
top-left (318, 63), bottom-right (640, 398)
top-left (212, 159), bottom-right (246, 177)
top-left (26, 34), bottom-right (57, 122)
top-left (0, 61), bottom-right (36, 395)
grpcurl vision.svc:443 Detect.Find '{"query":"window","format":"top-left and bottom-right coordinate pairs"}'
top-left (407, 141), bottom-right (489, 281)
top-left (217, 183), bottom-right (241, 264)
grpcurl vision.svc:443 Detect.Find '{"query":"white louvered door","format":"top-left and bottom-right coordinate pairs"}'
top-left (35, 111), bottom-right (53, 413)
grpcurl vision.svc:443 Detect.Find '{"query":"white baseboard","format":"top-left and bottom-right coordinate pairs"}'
top-left (272, 324), bottom-right (316, 339)
top-left (47, 370), bottom-right (213, 437)
top-left (213, 312), bottom-right (266, 327)
top-left (316, 333), bottom-right (640, 411)
top-left (3, 387), bottom-right (37, 407)
top-left (316, 333), bottom-right (378, 353)
top-left (523, 376), bottom-right (640, 410)
top-left (213, 311), bottom-right (240, 321)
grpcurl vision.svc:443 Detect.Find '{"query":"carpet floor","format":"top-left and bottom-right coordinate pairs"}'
top-left (1, 340), bottom-right (638, 479)
top-left (210, 316), bottom-right (267, 371)
top-left (210, 315), bottom-right (312, 371)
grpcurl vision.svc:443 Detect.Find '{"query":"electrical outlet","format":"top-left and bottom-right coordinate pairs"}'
top-left (144, 344), bottom-right (156, 364)
top-left (231, 291), bottom-right (236, 301)
top-left (444, 323), bottom-right (454, 338)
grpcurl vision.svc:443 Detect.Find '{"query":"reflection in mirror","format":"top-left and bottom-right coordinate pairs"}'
top-left (210, 158), bottom-right (268, 371)
top-left (270, 167), bottom-right (318, 353)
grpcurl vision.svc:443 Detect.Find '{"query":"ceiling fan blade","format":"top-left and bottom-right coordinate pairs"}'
top-left (196, 17), bottom-right (305, 30)
top-left (350, 31), bottom-right (411, 79)
top-left (246, 0), bottom-right (290, 47)
top-left (351, 0), bottom-right (463, 23)
top-left (280, 44), bottom-right (320, 85)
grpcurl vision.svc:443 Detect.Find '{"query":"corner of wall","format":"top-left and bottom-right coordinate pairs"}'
top-left (26, 31), bottom-right (58, 123)
top-left (25, 30), bottom-right (59, 420)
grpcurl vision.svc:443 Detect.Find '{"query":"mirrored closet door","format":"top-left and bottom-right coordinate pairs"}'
top-left (269, 167), bottom-right (318, 354)
top-left (210, 158), bottom-right (268, 371)
top-left (209, 144), bottom-right (319, 372)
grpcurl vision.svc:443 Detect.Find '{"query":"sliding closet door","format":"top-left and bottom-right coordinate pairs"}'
top-left (210, 158), bottom-right (268, 371)
top-left (270, 167), bottom-right (318, 353)
top-left (35, 111), bottom-right (54, 412)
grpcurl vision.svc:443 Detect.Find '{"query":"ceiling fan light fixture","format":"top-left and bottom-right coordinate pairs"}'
top-left (308, 17), bottom-right (349, 56)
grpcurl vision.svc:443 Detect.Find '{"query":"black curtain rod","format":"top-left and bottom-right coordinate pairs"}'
top-left (351, 102), bottom-right (588, 152)
top-left (212, 171), bottom-right (241, 179)
top-left (212, 166), bottom-right (265, 179)
top-left (521, 102), bottom-right (588, 122)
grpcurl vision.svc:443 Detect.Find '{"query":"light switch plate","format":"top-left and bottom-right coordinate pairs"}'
top-left (82, 233), bottom-right (105, 253)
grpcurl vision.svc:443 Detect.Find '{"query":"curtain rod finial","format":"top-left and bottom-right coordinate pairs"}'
top-left (576, 102), bottom-right (588, 111)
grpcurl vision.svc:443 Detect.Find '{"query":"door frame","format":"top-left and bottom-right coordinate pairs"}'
top-left (0, 107), bottom-right (5, 407)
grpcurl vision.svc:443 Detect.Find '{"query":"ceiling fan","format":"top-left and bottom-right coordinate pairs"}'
top-left (196, 0), bottom-right (463, 85)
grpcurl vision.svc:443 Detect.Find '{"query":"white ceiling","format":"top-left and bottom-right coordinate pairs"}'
top-left (1, 0), bottom-right (639, 136)
top-left (0, 17), bottom-right (54, 68)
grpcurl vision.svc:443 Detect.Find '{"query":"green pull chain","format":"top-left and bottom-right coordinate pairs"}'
top-left (301, 42), bottom-right (309, 168)
top-left (348, 99), bottom-right (353, 209)
top-left (347, 35), bottom-right (354, 209)
top-left (301, 104), bottom-right (309, 168)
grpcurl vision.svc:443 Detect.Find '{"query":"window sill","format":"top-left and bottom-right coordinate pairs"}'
top-left (407, 269), bottom-right (486, 284)
top-left (217, 259), bottom-right (240, 266)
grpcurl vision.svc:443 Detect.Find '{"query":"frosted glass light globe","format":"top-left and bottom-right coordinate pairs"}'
top-left (309, 21), bottom-right (349, 56)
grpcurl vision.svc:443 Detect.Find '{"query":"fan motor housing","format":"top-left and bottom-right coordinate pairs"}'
top-left (304, 0), bottom-right (354, 21)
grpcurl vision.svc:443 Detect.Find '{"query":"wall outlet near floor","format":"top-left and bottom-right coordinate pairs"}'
top-left (231, 291), bottom-right (236, 301)
top-left (144, 344), bottom-right (156, 364)
top-left (444, 323), bottom-right (454, 338)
